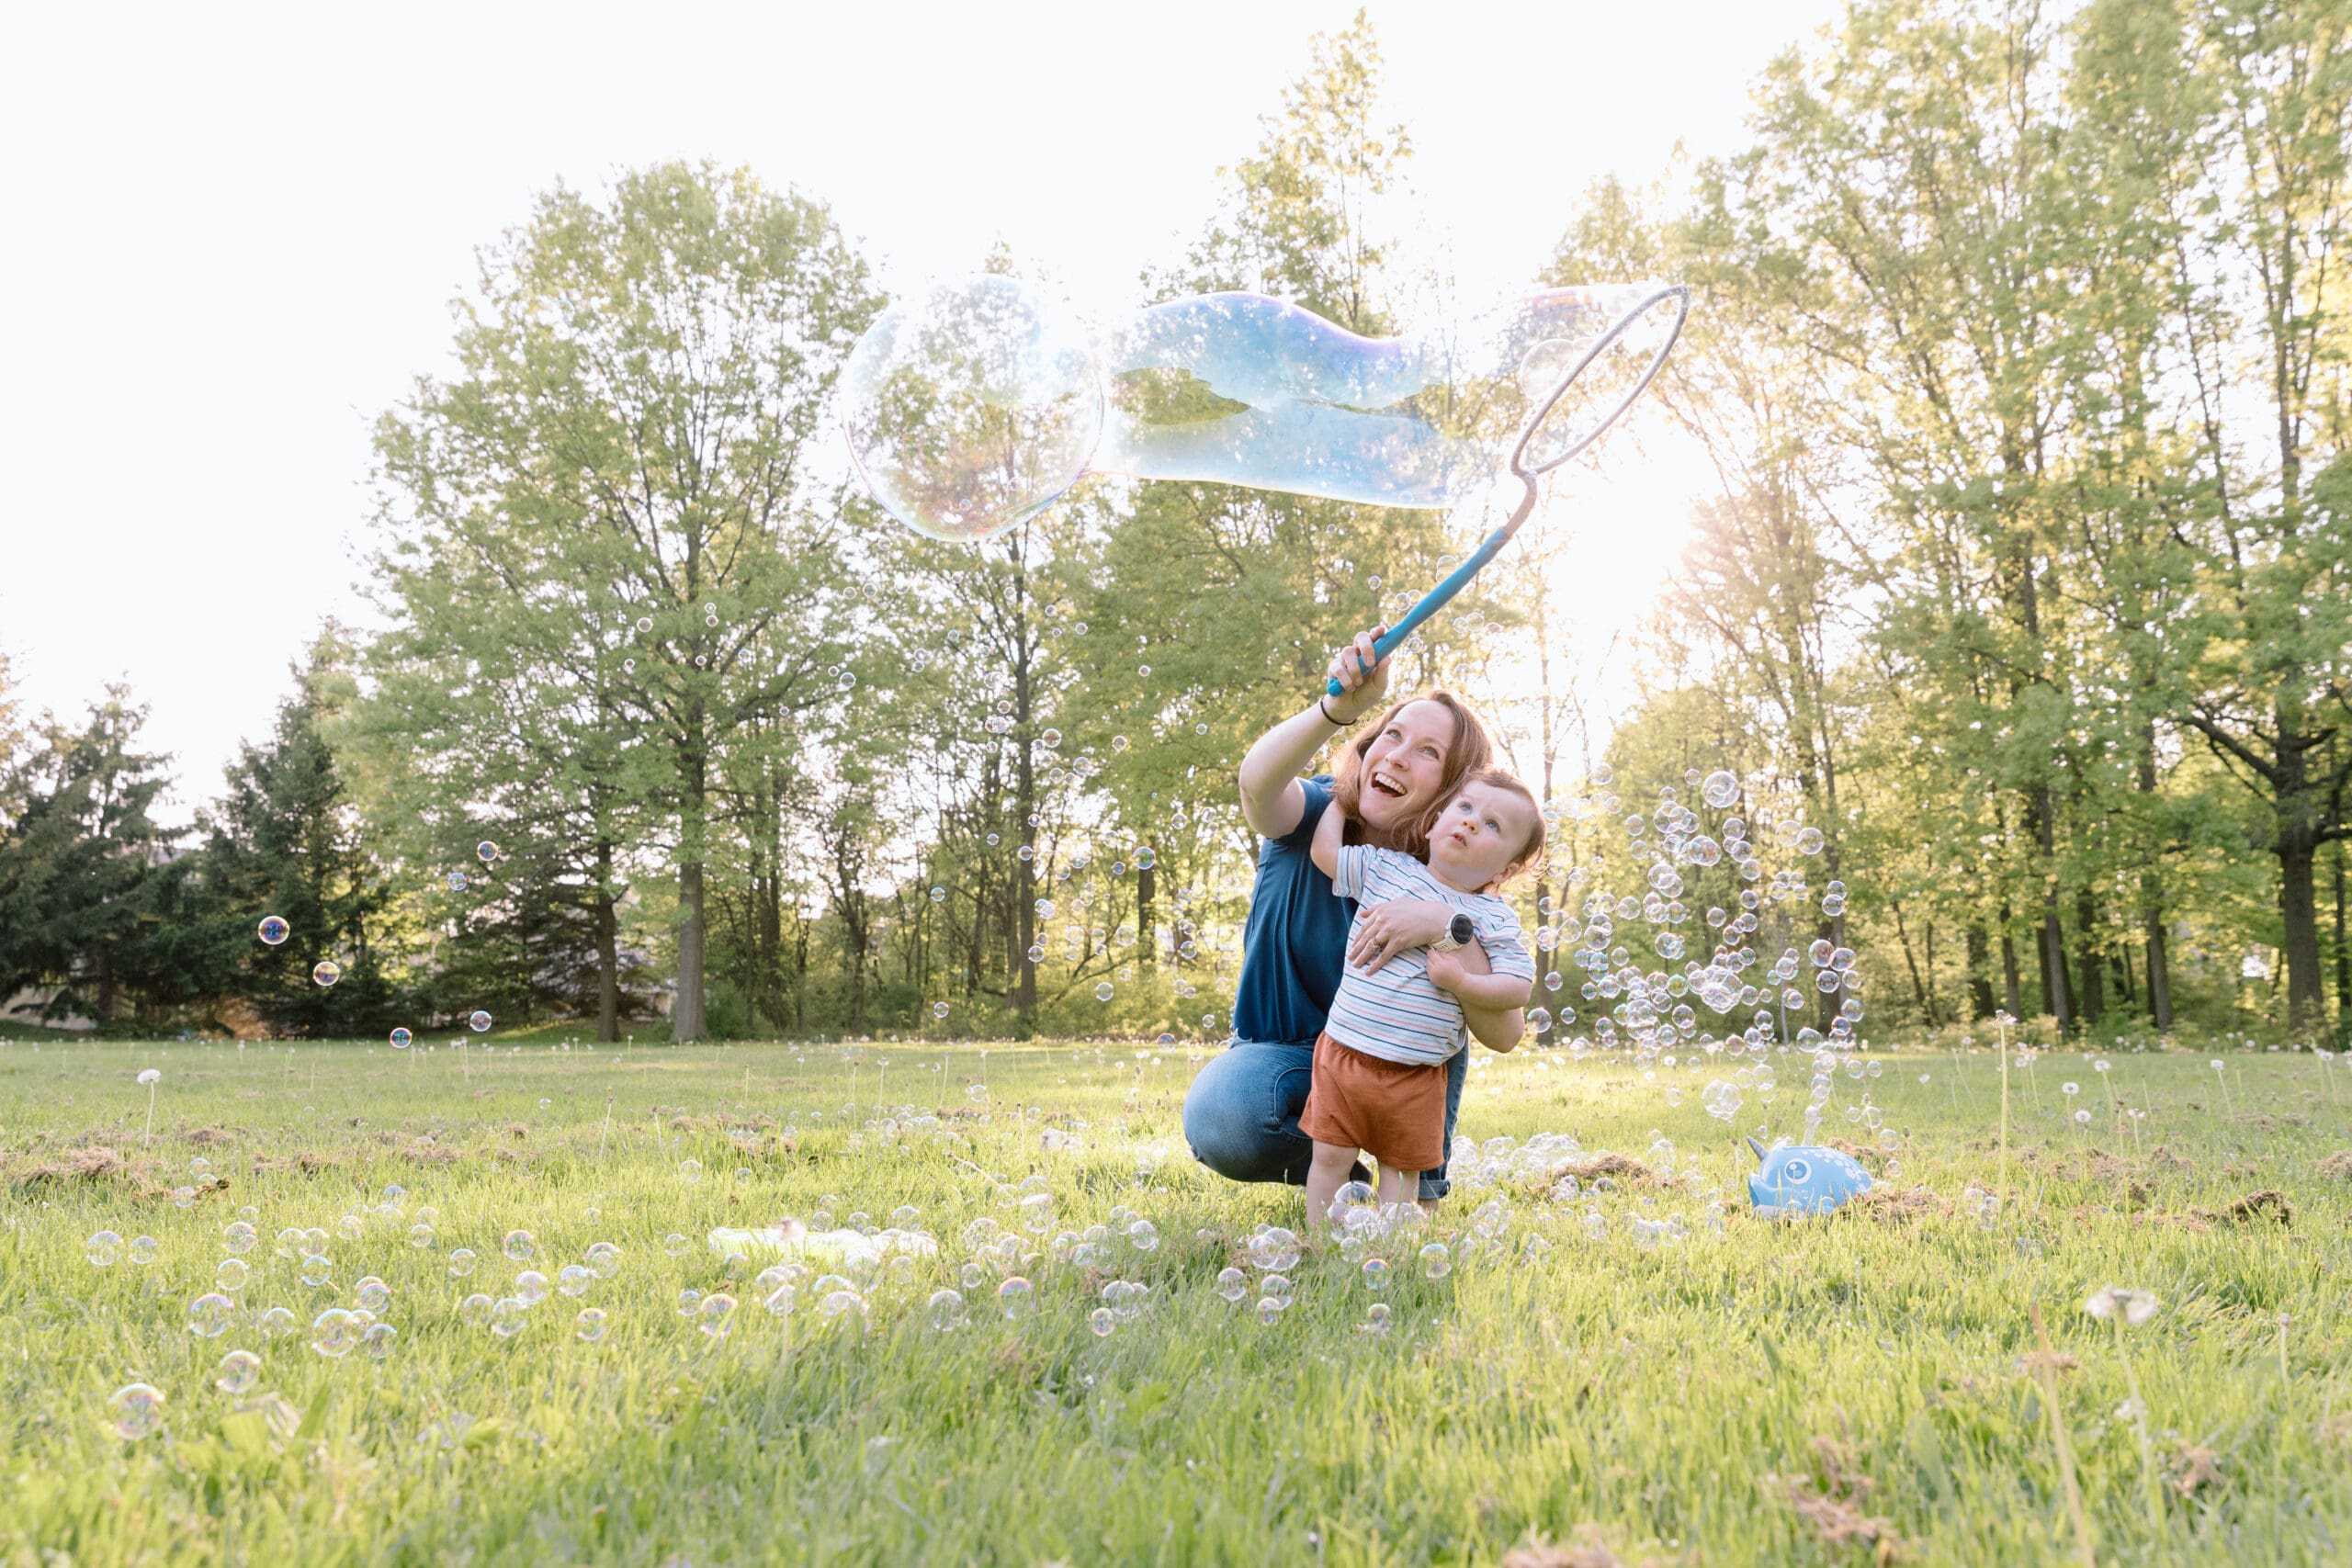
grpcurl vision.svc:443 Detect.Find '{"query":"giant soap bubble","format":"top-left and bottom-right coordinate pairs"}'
top-left (841, 276), bottom-right (1102, 543)
top-left (842, 276), bottom-right (1689, 543)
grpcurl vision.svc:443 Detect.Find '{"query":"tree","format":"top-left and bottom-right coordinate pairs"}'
top-left (0, 687), bottom-right (175, 1026)
top-left (190, 636), bottom-right (397, 1037)
top-left (370, 162), bottom-right (883, 1039)
top-left (2157, 0), bottom-right (2352, 1038)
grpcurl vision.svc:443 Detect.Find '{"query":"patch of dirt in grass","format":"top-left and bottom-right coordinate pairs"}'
top-left (2147, 1145), bottom-right (2194, 1170)
top-left (11, 1145), bottom-right (133, 1188)
top-left (2205, 1189), bottom-right (2292, 1227)
top-left (1783, 1437), bottom-right (1907, 1564)
top-left (1844, 1184), bottom-right (1948, 1224)
top-left (1547, 1153), bottom-right (1658, 1186)
top-left (2169, 1443), bottom-right (2223, 1497)
top-left (1825, 1139), bottom-right (1896, 1169)
top-left (250, 1149), bottom-right (346, 1176)
top-left (1502, 1525), bottom-right (1657, 1568)
top-left (182, 1125), bottom-right (242, 1145)
top-left (2314, 1150), bottom-right (2352, 1180)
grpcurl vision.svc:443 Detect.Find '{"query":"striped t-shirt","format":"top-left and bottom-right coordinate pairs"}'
top-left (1323, 845), bottom-right (1535, 1066)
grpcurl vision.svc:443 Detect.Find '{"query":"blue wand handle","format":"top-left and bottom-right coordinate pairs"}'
top-left (1323, 482), bottom-right (1536, 698)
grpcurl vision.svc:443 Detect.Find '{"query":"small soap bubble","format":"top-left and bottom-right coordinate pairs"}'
top-left (503, 1230), bottom-right (535, 1261)
top-left (390, 1027), bottom-right (413, 1049)
top-left (187, 1292), bottom-right (236, 1337)
top-left (575, 1307), bottom-right (609, 1342)
top-left (514, 1270), bottom-right (550, 1306)
top-left (107, 1383), bottom-right (164, 1440)
top-left (491, 1298), bottom-right (528, 1337)
top-left (459, 1293), bottom-right (494, 1329)
top-left (468, 1010), bottom-right (492, 1032)
top-left (663, 1233), bottom-right (690, 1258)
top-left (311, 1308), bottom-right (359, 1359)
top-left (215, 1257), bottom-right (250, 1293)
top-left (677, 1159), bottom-right (703, 1184)
top-left (363, 1323), bottom-right (397, 1359)
top-left (447, 1247), bottom-right (478, 1278)
top-left (129, 1235), bottom-right (159, 1266)
top-left (85, 1230), bottom-right (122, 1267)
top-left (997, 1277), bottom-right (1035, 1319)
top-left (311, 960), bottom-right (343, 987)
top-left (260, 1305), bottom-right (298, 1339)
top-left (256, 916), bottom-right (290, 946)
top-left (214, 1348), bottom-right (262, 1394)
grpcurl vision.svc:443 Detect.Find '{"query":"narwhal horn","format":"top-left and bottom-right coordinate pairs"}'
top-left (1745, 1135), bottom-right (1768, 1163)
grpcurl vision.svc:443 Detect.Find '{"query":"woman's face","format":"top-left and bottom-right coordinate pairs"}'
top-left (1354, 700), bottom-right (1459, 832)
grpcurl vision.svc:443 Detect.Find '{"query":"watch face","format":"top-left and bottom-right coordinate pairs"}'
top-left (1450, 913), bottom-right (1476, 944)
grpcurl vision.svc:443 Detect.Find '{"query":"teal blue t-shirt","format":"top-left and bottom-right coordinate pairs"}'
top-left (1232, 775), bottom-right (1354, 1048)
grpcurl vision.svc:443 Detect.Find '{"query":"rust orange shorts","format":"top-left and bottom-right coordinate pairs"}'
top-left (1297, 1032), bottom-right (1448, 1173)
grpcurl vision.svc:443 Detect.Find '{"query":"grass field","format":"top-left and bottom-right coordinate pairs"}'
top-left (2, 1032), bottom-right (2347, 1566)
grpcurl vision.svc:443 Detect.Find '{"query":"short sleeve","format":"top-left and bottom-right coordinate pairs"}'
top-left (1270, 774), bottom-right (1337, 850)
top-left (1473, 900), bottom-right (1536, 981)
top-left (1330, 843), bottom-right (1375, 901)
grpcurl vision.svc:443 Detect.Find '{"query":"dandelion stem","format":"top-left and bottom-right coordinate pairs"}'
top-left (2030, 1302), bottom-right (2098, 1568)
top-left (143, 1082), bottom-right (155, 1144)
top-left (2113, 1316), bottom-right (2165, 1541)
top-left (1999, 1030), bottom-right (2011, 1201)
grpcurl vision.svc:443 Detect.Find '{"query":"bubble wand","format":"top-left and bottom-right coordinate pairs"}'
top-left (1328, 281), bottom-right (1690, 696)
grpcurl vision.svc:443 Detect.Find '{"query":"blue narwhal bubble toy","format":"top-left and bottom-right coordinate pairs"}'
top-left (1745, 1136), bottom-right (1873, 1217)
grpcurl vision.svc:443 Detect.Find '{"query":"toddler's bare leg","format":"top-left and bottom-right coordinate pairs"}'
top-left (1374, 1163), bottom-right (1420, 1210)
top-left (1306, 1142), bottom-right (1359, 1233)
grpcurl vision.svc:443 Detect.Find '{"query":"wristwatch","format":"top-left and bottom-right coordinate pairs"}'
top-left (1430, 912), bottom-right (1475, 953)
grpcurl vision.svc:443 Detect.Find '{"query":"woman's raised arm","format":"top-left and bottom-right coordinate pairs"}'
top-left (1237, 626), bottom-right (1390, 839)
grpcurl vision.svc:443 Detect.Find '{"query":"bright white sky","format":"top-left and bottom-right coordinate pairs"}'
top-left (0, 0), bottom-right (1838, 818)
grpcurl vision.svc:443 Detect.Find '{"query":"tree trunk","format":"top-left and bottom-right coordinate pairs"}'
top-left (674, 859), bottom-right (707, 1042)
top-left (2001, 917), bottom-right (2023, 1021)
top-left (1966, 922), bottom-right (1997, 1021)
top-left (2281, 834), bottom-right (2324, 1041)
top-left (2074, 890), bottom-right (2105, 1027)
top-left (594, 838), bottom-right (619, 1043)
top-left (1137, 861), bottom-right (1156, 970)
top-left (2334, 840), bottom-right (2348, 1040)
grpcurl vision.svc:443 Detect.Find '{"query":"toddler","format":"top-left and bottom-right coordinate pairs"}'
top-left (1303, 765), bottom-right (1542, 1221)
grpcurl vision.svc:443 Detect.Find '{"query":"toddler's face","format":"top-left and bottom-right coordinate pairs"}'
top-left (1426, 780), bottom-right (1537, 890)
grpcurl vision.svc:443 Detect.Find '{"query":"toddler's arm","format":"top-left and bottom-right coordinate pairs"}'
top-left (1309, 794), bottom-right (1347, 879)
top-left (1425, 948), bottom-right (1532, 1012)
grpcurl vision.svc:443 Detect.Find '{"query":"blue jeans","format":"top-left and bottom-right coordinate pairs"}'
top-left (1182, 1036), bottom-right (1466, 1201)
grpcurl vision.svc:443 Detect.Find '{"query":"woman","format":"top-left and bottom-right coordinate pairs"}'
top-left (1182, 626), bottom-right (1524, 1204)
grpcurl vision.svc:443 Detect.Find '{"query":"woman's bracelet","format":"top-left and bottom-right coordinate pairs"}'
top-left (1318, 696), bottom-right (1351, 728)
